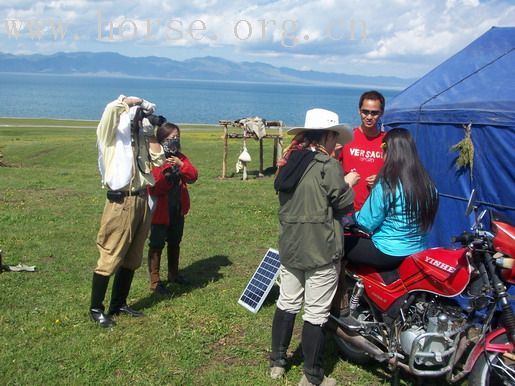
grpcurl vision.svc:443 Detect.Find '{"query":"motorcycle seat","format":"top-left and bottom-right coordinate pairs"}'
top-left (347, 261), bottom-right (403, 286)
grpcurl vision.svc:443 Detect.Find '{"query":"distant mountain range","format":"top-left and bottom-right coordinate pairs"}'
top-left (0, 51), bottom-right (413, 88)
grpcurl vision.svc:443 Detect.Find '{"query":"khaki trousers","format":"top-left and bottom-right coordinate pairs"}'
top-left (94, 194), bottom-right (152, 276)
top-left (276, 261), bottom-right (340, 326)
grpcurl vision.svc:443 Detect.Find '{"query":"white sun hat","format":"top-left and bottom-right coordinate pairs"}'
top-left (287, 108), bottom-right (353, 144)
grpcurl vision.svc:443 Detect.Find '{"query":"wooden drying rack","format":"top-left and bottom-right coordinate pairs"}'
top-left (219, 120), bottom-right (284, 179)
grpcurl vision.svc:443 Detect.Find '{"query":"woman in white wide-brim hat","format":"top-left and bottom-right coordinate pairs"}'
top-left (270, 108), bottom-right (359, 386)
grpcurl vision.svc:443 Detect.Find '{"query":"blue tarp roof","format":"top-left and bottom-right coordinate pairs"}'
top-left (383, 26), bottom-right (515, 247)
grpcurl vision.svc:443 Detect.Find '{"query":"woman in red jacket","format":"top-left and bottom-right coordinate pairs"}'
top-left (147, 122), bottom-right (198, 294)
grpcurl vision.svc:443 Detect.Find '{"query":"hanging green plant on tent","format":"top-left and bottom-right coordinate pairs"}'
top-left (451, 123), bottom-right (474, 173)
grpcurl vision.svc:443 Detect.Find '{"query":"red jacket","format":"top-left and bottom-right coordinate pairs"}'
top-left (148, 152), bottom-right (198, 225)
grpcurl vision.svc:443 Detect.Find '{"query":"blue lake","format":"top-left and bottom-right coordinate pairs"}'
top-left (0, 73), bottom-right (399, 127)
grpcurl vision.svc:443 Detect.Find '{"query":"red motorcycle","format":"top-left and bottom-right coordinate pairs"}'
top-left (332, 191), bottom-right (515, 385)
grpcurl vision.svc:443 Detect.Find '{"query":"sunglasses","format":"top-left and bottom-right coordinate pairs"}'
top-left (360, 109), bottom-right (381, 117)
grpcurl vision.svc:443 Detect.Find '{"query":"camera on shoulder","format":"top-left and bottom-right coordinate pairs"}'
top-left (131, 106), bottom-right (167, 138)
top-left (145, 114), bottom-right (166, 127)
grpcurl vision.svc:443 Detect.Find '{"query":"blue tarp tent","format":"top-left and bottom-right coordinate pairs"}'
top-left (383, 26), bottom-right (515, 247)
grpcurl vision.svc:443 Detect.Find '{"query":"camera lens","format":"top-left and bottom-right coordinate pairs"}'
top-left (147, 114), bottom-right (166, 127)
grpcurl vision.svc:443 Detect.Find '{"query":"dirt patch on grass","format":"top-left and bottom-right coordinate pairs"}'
top-left (205, 326), bottom-right (260, 367)
top-left (0, 151), bottom-right (13, 167)
top-left (19, 187), bottom-right (88, 200)
top-left (208, 326), bottom-right (243, 348)
top-left (40, 254), bottom-right (57, 264)
top-left (27, 148), bottom-right (54, 160)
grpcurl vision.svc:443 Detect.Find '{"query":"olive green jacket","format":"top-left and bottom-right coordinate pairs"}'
top-left (278, 152), bottom-right (354, 270)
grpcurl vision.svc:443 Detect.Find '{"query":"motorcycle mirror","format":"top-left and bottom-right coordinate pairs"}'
top-left (465, 189), bottom-right (477, 217)
top-left (477, 209), bottom-right (487, 224)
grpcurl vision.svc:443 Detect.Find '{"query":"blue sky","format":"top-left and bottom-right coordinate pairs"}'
top-left (2, 0), bottom-right (514, 78)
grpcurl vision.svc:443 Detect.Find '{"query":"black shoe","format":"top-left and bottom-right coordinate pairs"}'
top-left (153, 282), bottom-right (171, 296)
top-left (109, 304), bottom-right (144, 317)
top-left (90, 308), bottom-right (116, 328)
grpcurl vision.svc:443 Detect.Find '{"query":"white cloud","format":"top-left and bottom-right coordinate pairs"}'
top-left (362, 1), bottom-right (513, 65)
top-left (446, 0), bottom-right (480, 9)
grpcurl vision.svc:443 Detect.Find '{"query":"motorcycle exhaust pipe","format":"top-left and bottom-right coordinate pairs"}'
top-left (326, 318), bottom-right (388, 363)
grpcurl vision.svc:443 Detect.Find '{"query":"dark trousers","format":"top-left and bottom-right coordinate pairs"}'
top-left (148, 212), bottom-right (185, 250)
top-left (344, 236), bottom-right (405, 270)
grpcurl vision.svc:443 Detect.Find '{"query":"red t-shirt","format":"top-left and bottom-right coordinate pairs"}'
top-left (338, 128), bottom-right (385, 211)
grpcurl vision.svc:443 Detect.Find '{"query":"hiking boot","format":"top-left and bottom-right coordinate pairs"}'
top-left (167, 244), bottom-right (180, 282)
top-left (90, 308), bottom-right (115, 328)
top-left (270, 366), bottom-right (285, 380)
top-left (148, 249), bottom-right (162, 291)
top-left (270, 308), bottom-right (296, 375)
top-left (109, 267), bottom-right (139, 316)
top-left (90, 273), bottom-right (113, 327)
top-left (298, 374), bottom-right (337, 386)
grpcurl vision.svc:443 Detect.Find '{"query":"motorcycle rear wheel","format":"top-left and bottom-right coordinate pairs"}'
top-left (468, 334), bottom-right (515, 386)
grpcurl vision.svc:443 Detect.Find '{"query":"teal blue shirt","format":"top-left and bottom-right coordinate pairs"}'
top-left (353, 182), bottom-right (428, 256)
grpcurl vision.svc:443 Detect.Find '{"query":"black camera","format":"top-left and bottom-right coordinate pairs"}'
top-left (163, 164), bottom-right (180, 184)
top-left (130, 108), bottom-right (167, 134)
top-left (146, 114), bottom-right (166, 127)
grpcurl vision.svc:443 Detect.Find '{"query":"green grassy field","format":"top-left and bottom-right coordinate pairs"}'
top-left (0, 118), bottom-right (433, 385)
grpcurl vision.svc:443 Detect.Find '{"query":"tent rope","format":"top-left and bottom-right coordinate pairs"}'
top-left (439, 193), bottom-right (515, 212)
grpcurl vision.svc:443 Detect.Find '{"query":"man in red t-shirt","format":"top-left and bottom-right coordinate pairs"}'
top-left (332, 91), bottom-right (386, 321)
top-left (337, 90), bottom-right (386, 211)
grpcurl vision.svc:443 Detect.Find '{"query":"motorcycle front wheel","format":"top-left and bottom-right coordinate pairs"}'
top-left (468, 334), bottom-right (515, 386)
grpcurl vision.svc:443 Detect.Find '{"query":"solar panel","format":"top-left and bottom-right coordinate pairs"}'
top-left (238, 248), bottom-right (281, 313)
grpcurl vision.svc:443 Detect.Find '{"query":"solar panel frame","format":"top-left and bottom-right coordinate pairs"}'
top-left (238, 248), bottom-right (281, 313)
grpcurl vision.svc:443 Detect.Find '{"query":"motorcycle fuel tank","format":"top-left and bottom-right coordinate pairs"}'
top-left (352, 248), bottom-right (470, 312)
top-left (493, 220), bottom-right (515, 284)
top-left (492, 220), bottom-right (515, 259)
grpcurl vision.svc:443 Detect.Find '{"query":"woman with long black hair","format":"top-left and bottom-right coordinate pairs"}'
top-left (345, 128), bottom-right (439, 269)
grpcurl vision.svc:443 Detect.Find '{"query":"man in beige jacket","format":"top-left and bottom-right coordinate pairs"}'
top-left (89, 95), bottom-right (165, 328)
